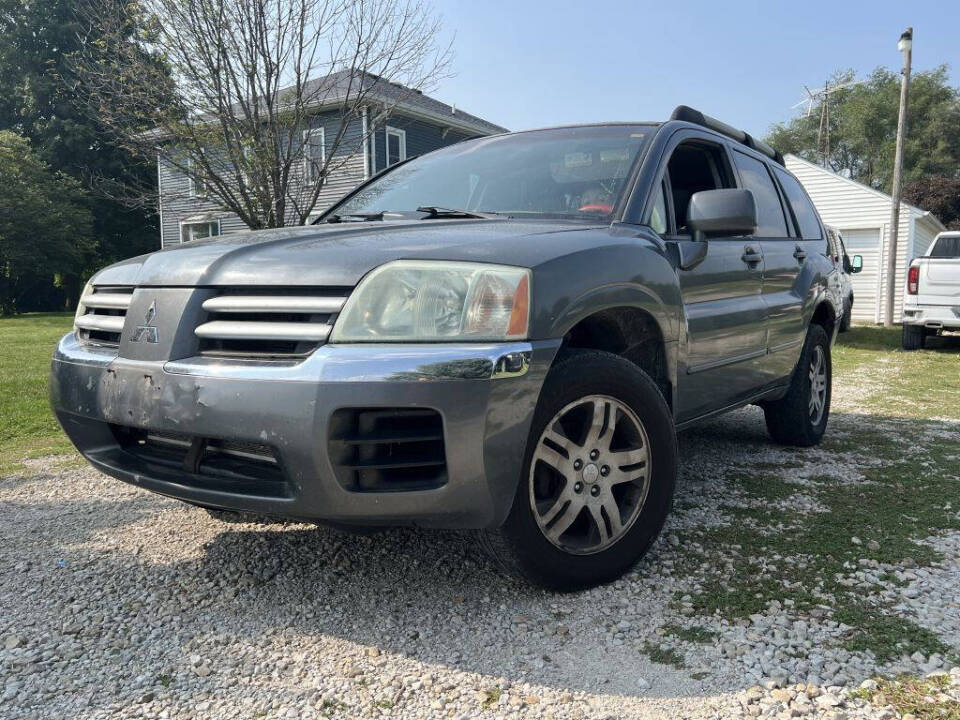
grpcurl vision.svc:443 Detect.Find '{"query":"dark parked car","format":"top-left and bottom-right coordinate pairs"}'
top-left (825, 225), bottom-right (863, 332)
top-left (52, 107), bottom-right (842, 590)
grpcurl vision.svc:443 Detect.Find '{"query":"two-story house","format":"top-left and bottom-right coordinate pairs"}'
top-left (156, 73), bottom-right (507, 248)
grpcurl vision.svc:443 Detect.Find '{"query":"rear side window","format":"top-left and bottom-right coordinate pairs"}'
top-left (731, 151), bottom-right (788, 237)
top-left (930, 235), bottom-right (960, 258)
top-left (774, 166), bottom-right (822, 239)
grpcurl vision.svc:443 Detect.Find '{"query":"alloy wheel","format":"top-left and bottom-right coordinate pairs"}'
top-left (808, 345), bottom-right (827, 425)
top-left (529, 395), bottom-right (651, 555)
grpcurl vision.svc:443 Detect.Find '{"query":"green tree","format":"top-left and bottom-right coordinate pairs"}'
top-left (903, 175), bottom-right (960, 231)
top-left (0, 0), bottom-right (159, 285)
top-left (766, 66), bottom-right (960, 194)
top-left (0, 131), bottom-right (95, 314)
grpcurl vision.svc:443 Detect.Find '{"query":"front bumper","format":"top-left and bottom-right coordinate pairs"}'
top-left (51, 334), bottom-right (559, 528)
top-left (902, 303), bottom-right (960, 330)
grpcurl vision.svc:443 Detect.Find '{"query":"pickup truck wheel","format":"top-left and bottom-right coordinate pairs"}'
top-left (480, 350), bottom-right (676, 591)
top-left (902, 324), bottom-right (926, 350)
top-left (762, 324), bottom-right (831, 447)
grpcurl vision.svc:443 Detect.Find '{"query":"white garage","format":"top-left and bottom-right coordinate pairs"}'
top-left (785, 155), bottom-right (945, 324)
top-left (839, 228), bottom-right (881, 322)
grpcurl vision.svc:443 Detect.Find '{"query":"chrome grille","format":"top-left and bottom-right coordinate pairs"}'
top-left (76, 286), bottom-right (134, 346)
top-left (195, 288), bottom-right (350, 358)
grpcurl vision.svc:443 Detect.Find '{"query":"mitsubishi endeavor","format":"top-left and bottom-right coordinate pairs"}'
top-left (51, 106), bottom-right (841, 589)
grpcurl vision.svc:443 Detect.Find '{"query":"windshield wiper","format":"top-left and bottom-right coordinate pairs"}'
top-left (324, 212), bottom-right (385, 223)
top-left (416, 206), bottom-right (499, 219)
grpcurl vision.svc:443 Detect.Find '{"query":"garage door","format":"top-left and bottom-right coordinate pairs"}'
top-left (840, 228), bottom-right (881, 322)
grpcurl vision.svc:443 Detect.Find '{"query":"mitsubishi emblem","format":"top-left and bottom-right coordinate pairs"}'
top-left (131, 300), bottom-right (159, 343)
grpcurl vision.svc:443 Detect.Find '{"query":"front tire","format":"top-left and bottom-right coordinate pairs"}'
top-left (480, 350), bottom-right (677, 591)
top-left (762, 324), bottom-right (831, 447)
top-left (902, 324), bottom-right (925, 350)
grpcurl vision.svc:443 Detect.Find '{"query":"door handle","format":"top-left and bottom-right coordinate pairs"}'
top-left (793, 245), bottom-right (807, 262)
top-left (741, 246), bottom-right (761, 265)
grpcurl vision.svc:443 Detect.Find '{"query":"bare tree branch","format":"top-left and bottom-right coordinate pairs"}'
top-left (71, 0), bottom-right (452, 228)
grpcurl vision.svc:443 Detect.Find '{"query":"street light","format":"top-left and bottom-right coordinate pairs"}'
top-left (897, 30), bottom-right (912, 54)
top-left (884, 27), bottom-right (913, 328)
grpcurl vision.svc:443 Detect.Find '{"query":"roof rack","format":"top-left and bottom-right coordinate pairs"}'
top-left (670, 105), bottom-right (784, 166)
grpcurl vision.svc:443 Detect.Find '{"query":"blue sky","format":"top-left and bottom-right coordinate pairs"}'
top-left (432, 0), bottom-right (958, 138)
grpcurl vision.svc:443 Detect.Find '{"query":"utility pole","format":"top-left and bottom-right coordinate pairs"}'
top-left (884, 27), bottom-right (913, 327)
top-left (819, 81), bottom-right (830, 166)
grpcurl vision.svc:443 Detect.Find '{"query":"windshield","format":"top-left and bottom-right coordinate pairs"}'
top-left (330, 125), bottom-right (652, 221)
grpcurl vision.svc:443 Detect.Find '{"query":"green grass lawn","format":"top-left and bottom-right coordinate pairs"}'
top-left (833, 325), bottom-right (960, 420)
top-left (0, 313), bottom-right (75, 473)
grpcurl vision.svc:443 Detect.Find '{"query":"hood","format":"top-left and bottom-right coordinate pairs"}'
top-left (91, 219), bottom-right (609, 288)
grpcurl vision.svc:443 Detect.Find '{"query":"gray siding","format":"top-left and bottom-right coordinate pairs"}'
top-left (299, 111), bottom-right (368, 218)
top-left (159, 111), bottom-right (367, 248)
top-left (158, 155), bottom-right (249, 249)
top-left (159, 109), bottom-right (483, 248)
top-left (372, 114), bottom-right (473, 173)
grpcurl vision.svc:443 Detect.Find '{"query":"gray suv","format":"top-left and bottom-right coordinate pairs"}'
top-left (51, 106), bottom-right (841, 589)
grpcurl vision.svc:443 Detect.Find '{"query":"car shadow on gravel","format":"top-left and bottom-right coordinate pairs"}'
top-left (168, 520), bottom-right (700, 697)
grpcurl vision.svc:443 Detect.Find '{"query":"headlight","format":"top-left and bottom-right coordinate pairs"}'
top-left (74, 281), bottom-right (93, 330)
top-left (331, 261), bottom-right (531, 342)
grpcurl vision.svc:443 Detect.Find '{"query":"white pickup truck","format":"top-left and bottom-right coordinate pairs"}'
top-left (902, 231), bottom-right (960, 349)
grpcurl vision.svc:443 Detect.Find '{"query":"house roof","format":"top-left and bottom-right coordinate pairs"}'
top-left (784, 153), bottom-right (946, 231)
top-left (299, 69), bottom-right (507, 137)
top-left (143, 69), bottom-right (507, 142)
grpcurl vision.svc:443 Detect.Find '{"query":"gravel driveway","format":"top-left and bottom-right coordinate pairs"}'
top-left (2, 383), bottom-right (959, 718)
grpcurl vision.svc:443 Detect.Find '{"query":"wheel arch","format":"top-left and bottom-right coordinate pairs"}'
top-left (530, 240), bottom-right (682, 415)
top-left (810, 298), bottom-right (837, 340)
top-left (558, 302), bottom-right (676, 412)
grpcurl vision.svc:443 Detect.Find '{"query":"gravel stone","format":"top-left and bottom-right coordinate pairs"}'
top-left (2, 389), bottom-right (958, 718)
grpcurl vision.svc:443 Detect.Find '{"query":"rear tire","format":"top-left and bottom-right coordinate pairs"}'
top-left (762, 324), bottom-right (831, 447)
top-left (479, 350), bottom-right (676, 591)
top-left (902, 324), bottom-right (925, 350)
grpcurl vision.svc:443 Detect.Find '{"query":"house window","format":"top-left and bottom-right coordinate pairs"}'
top-left (187, 157), bottom-right (206, 198)
top-left (386, 126), bottom-right (406, 166)
top-left (303, 127), bottom-right (325, 183)
top-left (180, 220), bottom-right (221, 243)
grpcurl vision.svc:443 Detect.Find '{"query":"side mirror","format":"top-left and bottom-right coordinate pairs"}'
top-left (687, 189), bottom-right (757, 242)
top-left (850, 254), bottom-right (863, 274)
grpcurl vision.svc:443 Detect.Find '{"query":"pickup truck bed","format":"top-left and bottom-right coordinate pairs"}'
top-left (902, 232), bottom-right (960, 348)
